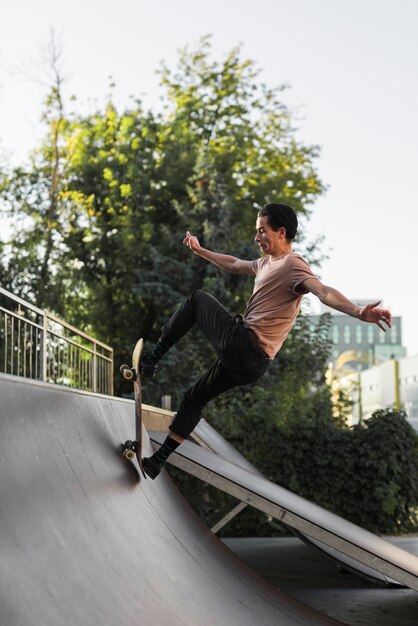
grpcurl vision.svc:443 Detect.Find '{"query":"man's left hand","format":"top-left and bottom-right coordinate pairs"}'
top-left (359, 301), bottom-right (392, 331)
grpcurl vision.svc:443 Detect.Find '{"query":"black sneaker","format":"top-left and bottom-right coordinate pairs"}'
top-left (139, 352), bottom-right (158, 379)
top-left (142, 456), bottom-right (162, 479)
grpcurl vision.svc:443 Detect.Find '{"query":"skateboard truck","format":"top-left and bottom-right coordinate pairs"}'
top-left (121, 439), bottom-right (138, 461)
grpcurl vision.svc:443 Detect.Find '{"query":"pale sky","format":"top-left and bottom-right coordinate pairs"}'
top-left (1, 0), bottom-right (417, 354)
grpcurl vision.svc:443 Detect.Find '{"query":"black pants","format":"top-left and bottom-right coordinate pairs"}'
top-left (161, 290), bottom-right (271, 439)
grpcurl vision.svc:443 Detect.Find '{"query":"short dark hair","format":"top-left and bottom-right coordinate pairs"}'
top-left (258, 203), bottom-right (298, 239)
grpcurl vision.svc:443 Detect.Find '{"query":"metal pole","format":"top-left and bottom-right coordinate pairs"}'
top-left (40, 312), bottom-right (48, 382)
top-left (393, 359), bottom-right (400, 411)
top-left (109, 352), bottom-right (114, 396)
top-left (357, 371), bottom-right (363, 425)
top-left (93, 343), bottom-right (97, 393)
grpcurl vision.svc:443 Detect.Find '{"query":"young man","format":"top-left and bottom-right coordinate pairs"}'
top-left (140, 203), bottom-right (392, 479)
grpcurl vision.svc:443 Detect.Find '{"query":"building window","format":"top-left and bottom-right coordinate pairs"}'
top-left (391, 325), bottom-right (398, 344)
top-left (332, 325), bottom-right (339, 343)
top-left (355, 325), bottom-right (362, 344)
top-left (344, 325), bottom-right (350, 344)
top-left (367, 326), bottom-right (374, 344)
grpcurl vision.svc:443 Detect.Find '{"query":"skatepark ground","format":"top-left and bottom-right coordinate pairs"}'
top-left (224, 535), bottom-right (418, 625)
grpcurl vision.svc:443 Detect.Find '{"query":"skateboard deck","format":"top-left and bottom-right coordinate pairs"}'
top-left (120, 338), bottom-right (147, 479)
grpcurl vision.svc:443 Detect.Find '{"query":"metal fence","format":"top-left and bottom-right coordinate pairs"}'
top-left (0, 287), bottom-right (113, 395)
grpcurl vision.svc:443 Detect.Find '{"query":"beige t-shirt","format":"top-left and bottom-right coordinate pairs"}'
top-left (243, 253), bottom-right (316, 359)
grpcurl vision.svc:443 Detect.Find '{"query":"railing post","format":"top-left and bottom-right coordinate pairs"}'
top-left (93, 343), bottom-right (97, 393)
top-left (109, 353), bottom-right (114, 396)
top-left (40, 312), bottom-right (48, 382)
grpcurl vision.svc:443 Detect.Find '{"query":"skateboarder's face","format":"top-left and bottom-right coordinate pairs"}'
top-left (255, 216), bottom-right (288, 257)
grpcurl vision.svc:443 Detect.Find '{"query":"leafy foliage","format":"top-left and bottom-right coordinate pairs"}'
top-left (172, 409), bottom-right (418, 537)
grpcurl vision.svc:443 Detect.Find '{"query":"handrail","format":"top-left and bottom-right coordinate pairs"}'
top-left (0, 286), bottom-right (114, 394)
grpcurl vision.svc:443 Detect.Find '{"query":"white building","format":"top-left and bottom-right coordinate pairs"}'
top-left (338, 354), bottom-right (418, 432)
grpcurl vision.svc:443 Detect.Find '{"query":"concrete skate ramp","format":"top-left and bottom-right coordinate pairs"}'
top-left (0, 374), bottom-right (343, 626)
top-left (150, 432), bottom-right (418, 591)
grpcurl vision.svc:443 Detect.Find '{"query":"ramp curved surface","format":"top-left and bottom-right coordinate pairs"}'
top-left (0, 374), bottom-right (343, 626)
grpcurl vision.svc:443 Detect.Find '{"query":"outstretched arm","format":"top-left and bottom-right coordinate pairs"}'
top-left (183, 231), bottom-right (255, 275)
top-left (303, 277), bottom-right (392, 331)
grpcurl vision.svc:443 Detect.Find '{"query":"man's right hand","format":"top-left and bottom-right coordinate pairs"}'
top-left (183, 232), bottom-right (254, 275)
top-left (183, 231), bottom-right (201, 254)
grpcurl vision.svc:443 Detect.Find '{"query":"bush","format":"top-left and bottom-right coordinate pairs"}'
top-left (171, 408), bottom-right (418, 537)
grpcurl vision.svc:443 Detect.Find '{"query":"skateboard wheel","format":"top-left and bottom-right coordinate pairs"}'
top-left (120, 364), bottom-right (134, 380)
top-left (124, 449), bottom-right (135, 460)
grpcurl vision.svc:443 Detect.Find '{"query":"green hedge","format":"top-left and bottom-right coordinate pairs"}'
top-left (170, 409), bottom-right (418, 537)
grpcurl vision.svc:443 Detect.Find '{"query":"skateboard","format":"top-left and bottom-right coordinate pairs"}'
top-left (120, 338), bottom-right (147, 479)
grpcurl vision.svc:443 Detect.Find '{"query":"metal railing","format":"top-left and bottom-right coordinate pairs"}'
top-left (0, 287), bottom-right (113, 395)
